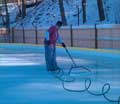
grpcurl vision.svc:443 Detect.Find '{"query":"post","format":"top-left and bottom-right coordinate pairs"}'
top-left (12, 28), bottom-right (15, 43)
top-left (35, 26), bottom-right (38, 44)
top-left (22, 26), bottom-right (25, 43)
top-left (95, 24), bottom-right (98, 49)
top-left (70, 24), bottom-right (73, 47)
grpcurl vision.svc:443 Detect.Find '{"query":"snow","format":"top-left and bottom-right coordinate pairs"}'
top-left (0, 53), bottom-right (45, 66)
top-left (86, 0), bottom-right (99, 24)
top-left (1, 0), bottom-right (120, 28)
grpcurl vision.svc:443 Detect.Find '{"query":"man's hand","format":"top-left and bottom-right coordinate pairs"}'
top-left (62, 43), bottom-right (66, 48)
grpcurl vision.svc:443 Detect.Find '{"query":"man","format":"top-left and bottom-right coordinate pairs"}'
top-left (44, 21), bottom-right (66, 71)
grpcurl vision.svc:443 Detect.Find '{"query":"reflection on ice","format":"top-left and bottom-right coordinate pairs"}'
top-left (0, 53), bottom-right (45, 66)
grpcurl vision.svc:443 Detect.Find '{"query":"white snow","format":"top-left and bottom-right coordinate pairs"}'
top-left (1, 0), bottom-right (120, 28)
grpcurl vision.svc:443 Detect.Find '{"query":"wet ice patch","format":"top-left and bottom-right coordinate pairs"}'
top-left (0, 53), bottom-right (45, 66)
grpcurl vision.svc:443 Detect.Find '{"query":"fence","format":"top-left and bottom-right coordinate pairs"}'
top-left (0, 24), bottom-right (120, 49)
top-left (0, 28), bottom-right (10, 43)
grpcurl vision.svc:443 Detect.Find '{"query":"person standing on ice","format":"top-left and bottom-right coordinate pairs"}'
top-left (44, 21), bottom-right (66, 71)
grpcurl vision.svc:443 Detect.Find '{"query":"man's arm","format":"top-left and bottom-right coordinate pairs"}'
top-left (57, 35), bottom-right (63, 44)
top-left (57, 34), bottom-right (66, 48)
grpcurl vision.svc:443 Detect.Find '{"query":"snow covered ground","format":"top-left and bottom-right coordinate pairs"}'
top-left (15, 0), bottom-right (120, 28)
top-left (1, 0), bottom-right (120, 28)
top-left (0, 44), bottom-right (120, 104)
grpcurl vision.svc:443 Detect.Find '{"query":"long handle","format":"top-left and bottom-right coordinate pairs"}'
top-left (64, 47), bottom-right (91, 72)
top-left (64, 47), bottom-right (77, 66)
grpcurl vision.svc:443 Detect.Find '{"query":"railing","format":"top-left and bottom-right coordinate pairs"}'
top-left (0, 24), bottom-right (120, 49)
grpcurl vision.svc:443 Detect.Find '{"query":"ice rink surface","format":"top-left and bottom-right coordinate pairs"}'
top-left (0, 44), bottom-right (120, 104)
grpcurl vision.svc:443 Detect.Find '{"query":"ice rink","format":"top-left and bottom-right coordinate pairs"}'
top-left (0, 44), bottom-right (120, 104)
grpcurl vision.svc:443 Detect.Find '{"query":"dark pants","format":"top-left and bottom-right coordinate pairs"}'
top-left (44, 44), bottom-right (58, 71)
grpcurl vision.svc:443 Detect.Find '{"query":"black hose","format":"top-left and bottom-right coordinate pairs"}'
top-left (52, 68), bottom-right (75, 82)
top-left (51, 64), bottom-right (120, 104)
top-left (50, 47), bottom-right (120, 104)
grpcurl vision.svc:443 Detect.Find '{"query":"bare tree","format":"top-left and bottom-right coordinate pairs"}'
top-left (97, 0), bottom-right (105, 21)
top-left (35, 0), bottom-right (38, 6)
top-left (15, 0), bottom-right (21, 19)
top-left (21, 0), bottom-right (26, 18)
top-left (3, 0), bottom-right (10, 29)
top-left (82, 0), bottom-right (86, 23)
top-left (58, 0), bottom-right (67, 25)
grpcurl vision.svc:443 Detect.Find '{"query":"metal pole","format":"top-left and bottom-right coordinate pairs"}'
top-left (35, 26), bottom-right (38, 44)
top-left (12, 28), bottom-right (15, 43)
top-left (22, 25), bottom-right (25, 43)
top-left (95, 24), bottom-right (98, 49)
top-left (64, 47), bottom-right (76, 66)
top-left (70, 24), bottom-right (73, 47)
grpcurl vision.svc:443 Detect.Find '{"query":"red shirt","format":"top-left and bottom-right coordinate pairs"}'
top-left (48, 25), bottom-right (59, 46)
